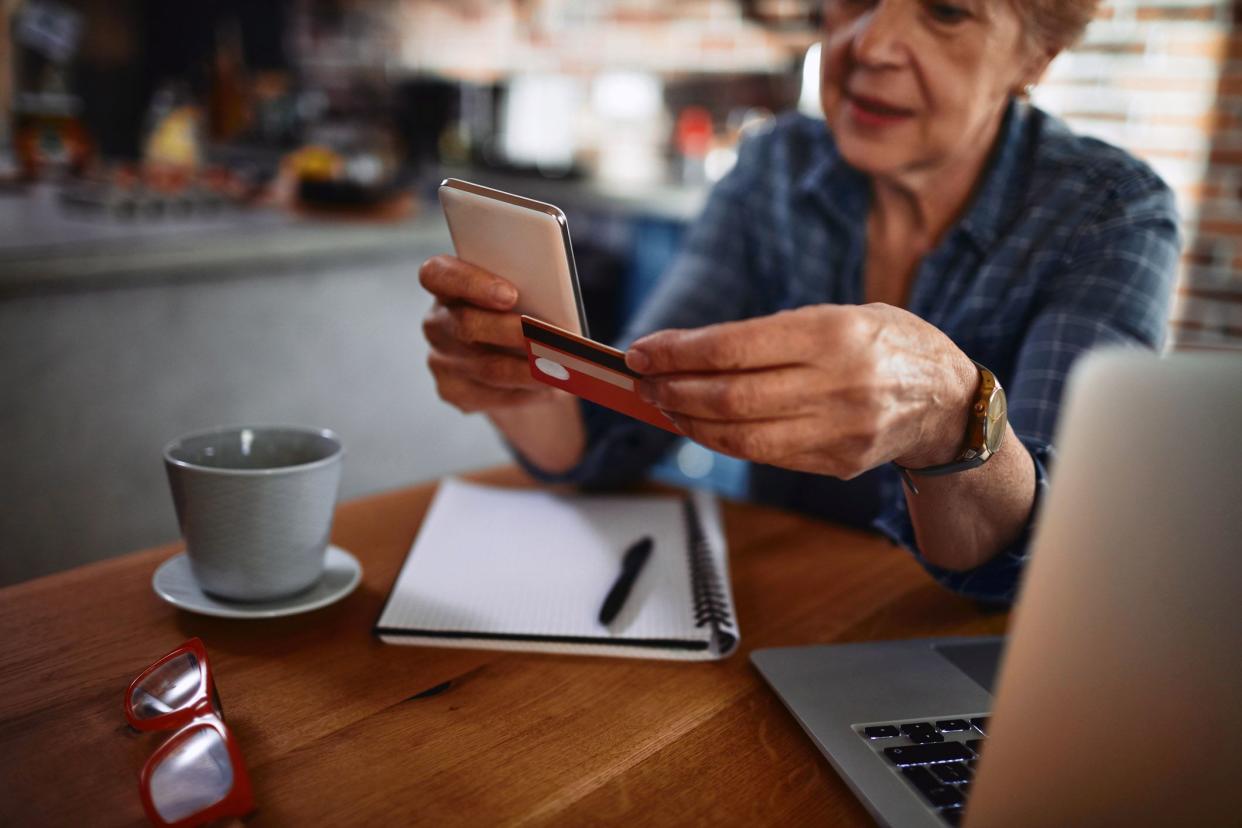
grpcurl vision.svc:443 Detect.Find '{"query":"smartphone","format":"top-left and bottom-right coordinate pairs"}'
top-left (438, 178), bottom-right (589, 337)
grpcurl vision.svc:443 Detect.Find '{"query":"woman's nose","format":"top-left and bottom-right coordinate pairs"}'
top-left (851, 0), bottom-right (908, 67)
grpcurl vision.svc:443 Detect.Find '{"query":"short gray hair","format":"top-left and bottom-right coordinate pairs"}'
top-left (1015, 0), bottom-right (1100, 52)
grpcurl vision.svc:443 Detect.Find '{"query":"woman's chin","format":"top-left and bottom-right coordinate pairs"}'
top-left (834, 134), bottom-right (913, 178)
top-left (824, 112), bottom-right (912, 175)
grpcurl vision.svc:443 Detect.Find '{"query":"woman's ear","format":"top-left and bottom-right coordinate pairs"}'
top-left (1016, 46), bottom-right (1058, 97)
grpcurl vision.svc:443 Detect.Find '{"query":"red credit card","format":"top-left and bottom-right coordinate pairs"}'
top-left (520, 315), bottom-right (681, 434)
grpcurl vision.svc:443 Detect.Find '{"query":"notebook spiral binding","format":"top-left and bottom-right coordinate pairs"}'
top-left (683, 496), bottom-right (734, 633)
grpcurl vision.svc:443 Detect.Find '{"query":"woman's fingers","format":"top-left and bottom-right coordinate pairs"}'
top-left (418, 255), bottom-right (519, 310)
top-left (667, 416), bottom-right (811, 465)
top-left (626, 306), bottom-right (859, 375)
top-left (627, 319), bottom-right (793, 374)
top-left (637, 366), bottom-right (821, 421)
top-left (667, 415), bottom-right (881, 478)
top-left (446, 305), bottom-right (526, 351)
top-left (427, 347), bottom-right (537, 391)
top-left (423, 302), bottom-right (524, 354)
top-left (423, 303), bottom-right (471, 356)
top-left (421, 289), bottom-right (543, 412)
top-left (429, 370), bottom-right (551, 413)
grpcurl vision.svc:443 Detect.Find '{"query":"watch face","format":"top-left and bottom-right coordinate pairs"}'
top-left (985, 387), bottom-right (1008, 453)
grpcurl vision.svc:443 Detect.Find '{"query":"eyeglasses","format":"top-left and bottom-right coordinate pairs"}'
top-left (124, 638), bottom-right (255, 827)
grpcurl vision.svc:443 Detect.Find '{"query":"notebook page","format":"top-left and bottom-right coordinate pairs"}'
top-left (378, 478), bottom-right (710, 645)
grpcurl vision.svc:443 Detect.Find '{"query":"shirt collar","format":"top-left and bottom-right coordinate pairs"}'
top-left (955, 98), bottom-right (1029, 250)
top-left (796, 98), bottom-right (1031, 250)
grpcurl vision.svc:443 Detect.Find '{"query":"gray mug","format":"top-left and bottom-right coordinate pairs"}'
top-left (163, 425), bottom-right (343, 602)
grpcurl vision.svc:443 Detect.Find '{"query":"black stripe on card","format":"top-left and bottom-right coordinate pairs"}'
top-left (522, 319), bottom-right (637, 377)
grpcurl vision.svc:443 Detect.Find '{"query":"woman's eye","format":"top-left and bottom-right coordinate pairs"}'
top-left (927, 2), bottom-right (969, 23)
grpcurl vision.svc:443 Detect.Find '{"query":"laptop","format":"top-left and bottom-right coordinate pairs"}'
top-left (751, 350), bottom-right (1242, 827)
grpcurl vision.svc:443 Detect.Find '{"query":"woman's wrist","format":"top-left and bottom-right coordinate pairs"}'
top-left (489, 392), bottom-right (586, 474)
top-left (893, 349), bottom-right (979, 469)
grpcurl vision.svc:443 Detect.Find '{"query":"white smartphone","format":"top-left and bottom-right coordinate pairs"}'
top-left (438, 178), bottom-right (589, 337)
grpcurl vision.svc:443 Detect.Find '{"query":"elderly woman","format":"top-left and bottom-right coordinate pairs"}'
top-left (418, 0), bottom-right (1179, 602)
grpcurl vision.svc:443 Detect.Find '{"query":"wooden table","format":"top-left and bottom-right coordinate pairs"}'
top-left (0, 468), bottom-right (1007, 826)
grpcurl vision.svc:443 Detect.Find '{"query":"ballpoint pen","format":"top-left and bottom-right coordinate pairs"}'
top-left (598, 536), bottom-right (654, 625)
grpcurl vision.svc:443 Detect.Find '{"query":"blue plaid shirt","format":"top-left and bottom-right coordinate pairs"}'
top-left (519, 100), bottom-right (1180, 604)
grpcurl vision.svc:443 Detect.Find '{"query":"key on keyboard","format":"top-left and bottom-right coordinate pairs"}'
top-left (900, 722), bottom-right (937, 738)
top-left (930, 762), bottom-right (971, 785)
top-left (900, 767), bottom-right (965, 808)
top-left (900, 722), bottom-right (944, 743)
top-left (884, 742), bottom-right (973, 766)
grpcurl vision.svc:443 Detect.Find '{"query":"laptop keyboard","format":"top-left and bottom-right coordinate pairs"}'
top-left (856, 716), bottom-right (989, 826)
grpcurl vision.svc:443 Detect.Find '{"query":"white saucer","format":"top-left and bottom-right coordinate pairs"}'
top-left (152, 545), bottom-right (362, 619)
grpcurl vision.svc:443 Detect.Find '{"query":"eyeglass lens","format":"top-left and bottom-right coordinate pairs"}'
top-left (149, 726), bottom-right (236, 823)
top-left (131, 652), bottom-right (202, 719)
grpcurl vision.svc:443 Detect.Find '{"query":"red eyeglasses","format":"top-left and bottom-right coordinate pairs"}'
top-left (124, 638), bottom-right (255, 827)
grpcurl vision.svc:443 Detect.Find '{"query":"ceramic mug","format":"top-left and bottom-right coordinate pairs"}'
top-left (163, 425), bottom-right (343, 602)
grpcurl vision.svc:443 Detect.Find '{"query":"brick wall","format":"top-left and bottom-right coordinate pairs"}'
top-left (1035, 0), bottom-right (1242, 350)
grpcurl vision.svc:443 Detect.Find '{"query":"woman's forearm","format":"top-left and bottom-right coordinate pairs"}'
top-left (903, 424), bottom-right (1037, 571)
top-left (488, 392), bottom-right (587, 475)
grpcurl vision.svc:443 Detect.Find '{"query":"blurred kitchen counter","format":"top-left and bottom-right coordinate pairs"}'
top-left (0, 174), bottom-right (708, 298)
top-left (0, 183), bottom-right (450, 297)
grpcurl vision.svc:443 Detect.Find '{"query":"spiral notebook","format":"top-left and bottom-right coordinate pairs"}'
top-left (375, 478), bottom-right (739, 660)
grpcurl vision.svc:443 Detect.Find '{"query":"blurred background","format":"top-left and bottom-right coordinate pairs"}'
top-left (1, 0), bottom-right (1239, 586)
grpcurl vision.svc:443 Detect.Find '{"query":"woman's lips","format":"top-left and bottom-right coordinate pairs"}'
top-left (846, 93), bottom-right (915, 127)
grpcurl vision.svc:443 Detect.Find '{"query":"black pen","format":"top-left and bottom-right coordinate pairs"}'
top-left (598, 536), bottom-right (654, 626)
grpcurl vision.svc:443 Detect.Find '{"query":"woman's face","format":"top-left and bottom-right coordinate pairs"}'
top-left (819, 0), bottom-right (1047, 179)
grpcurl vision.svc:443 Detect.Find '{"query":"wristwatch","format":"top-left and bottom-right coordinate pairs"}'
top-left (896, 361), bottom-right (1007, 494)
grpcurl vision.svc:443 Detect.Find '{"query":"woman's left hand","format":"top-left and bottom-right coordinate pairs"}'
top-left (626, 303), bottom-right (978, 478)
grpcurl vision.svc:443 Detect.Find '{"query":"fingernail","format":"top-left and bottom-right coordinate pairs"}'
top-left (637, 380), bottom-right (656, 402)
top-left (627, 349), bottom-right (650, 372)
top-left (491, 284), bottom-right (517, 306)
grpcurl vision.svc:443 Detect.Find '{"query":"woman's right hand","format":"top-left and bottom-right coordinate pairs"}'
top-left (418, 255), bottom-right (554, 413)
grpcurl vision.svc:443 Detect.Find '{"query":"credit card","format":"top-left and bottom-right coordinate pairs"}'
top-left (520, 315), bottom-right (681, 434)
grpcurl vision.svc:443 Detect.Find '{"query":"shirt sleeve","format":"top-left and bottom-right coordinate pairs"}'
top-left (513, 133), bottom-right (769, 488)
top-left (872, 177), bottom-right (1181, 604)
